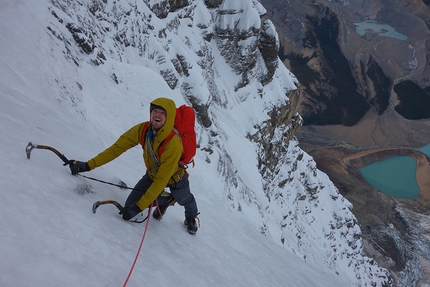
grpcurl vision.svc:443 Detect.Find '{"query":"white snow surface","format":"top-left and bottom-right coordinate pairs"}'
top-left (0, 0), bottom-right (390, 286)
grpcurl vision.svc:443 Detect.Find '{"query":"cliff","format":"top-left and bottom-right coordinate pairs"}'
top-left (261, 0), bottom-right (430, 285)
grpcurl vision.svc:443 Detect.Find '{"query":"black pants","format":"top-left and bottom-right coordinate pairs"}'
top-left (125, 173), bottom-right (198, 219)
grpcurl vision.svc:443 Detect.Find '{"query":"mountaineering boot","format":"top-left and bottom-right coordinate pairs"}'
top-left (152, 193), bottom-right (176, 220)
top-left (184, 217), bottom-right (198, 235)
top-left (152, 205), bottom-right (168, 220)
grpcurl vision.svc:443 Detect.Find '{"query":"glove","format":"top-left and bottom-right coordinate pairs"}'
top-left (69, 160), bottom-right (90, 175)
top-left (121, 204), bottom-right (142, 221)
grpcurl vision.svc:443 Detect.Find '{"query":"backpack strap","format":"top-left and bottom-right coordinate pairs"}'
top-left (157, 129), bottom-right (177, 158)
top-left (140, 122), bottom-right (151, 147)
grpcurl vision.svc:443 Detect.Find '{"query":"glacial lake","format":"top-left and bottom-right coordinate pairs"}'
top-left (359, 144), bottom-right (430, 199)
top-left (359, 156), bottom-right (419, 198)
top-left (354, 20), bottom-right (408, 40)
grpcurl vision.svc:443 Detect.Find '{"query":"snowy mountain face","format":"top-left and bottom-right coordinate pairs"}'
top-left (2, 0), bottom-right (392, 285)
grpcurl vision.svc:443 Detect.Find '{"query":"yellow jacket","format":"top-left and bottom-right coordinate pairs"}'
top-left (87, 98), bottom-right (184, 210)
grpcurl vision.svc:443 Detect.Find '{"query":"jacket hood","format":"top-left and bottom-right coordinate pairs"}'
top-left (150, 97), bottom-right (176, 140)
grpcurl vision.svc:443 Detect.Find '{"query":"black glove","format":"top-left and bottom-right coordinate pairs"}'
top-left (121, 204), bottom-right (142, 221)
top-left (69, 160), bottom-right (90, 175)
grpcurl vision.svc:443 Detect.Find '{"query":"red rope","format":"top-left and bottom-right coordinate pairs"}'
top-left (122, 205), bottom-right (152, 287)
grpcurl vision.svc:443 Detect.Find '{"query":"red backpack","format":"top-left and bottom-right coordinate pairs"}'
top-left (141, 104), bottom-right (197, 168)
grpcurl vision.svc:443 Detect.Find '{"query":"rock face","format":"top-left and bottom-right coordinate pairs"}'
top-left (260, 0), bottom-right (430, 285)
top-left (214, 0), bottom-right (280, 90)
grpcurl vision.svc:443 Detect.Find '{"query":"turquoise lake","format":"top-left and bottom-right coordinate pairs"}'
top-left (360, 156), bottom-right (419, 198)
top-left (359, 144), bottom-right (430, 199)
top-left (353, 20), bottom-right (408, 40)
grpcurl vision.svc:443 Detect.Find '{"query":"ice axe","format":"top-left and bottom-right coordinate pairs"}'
top-left (26, 142), bottom-right (129, 189)
top-left (92, 199), bottom-right (125, 214)
top-left (26, 142), bottom-right (70, 165)
top-left (92, 200), bottom-right (148, 223)
top-left (25, 142), bottom-right (143, 220)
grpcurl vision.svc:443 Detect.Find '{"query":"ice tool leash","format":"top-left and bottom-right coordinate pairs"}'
top-left (25, 142), bottom-right (148, 222)
top-left (26, 142), bottom-right (155, 285)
